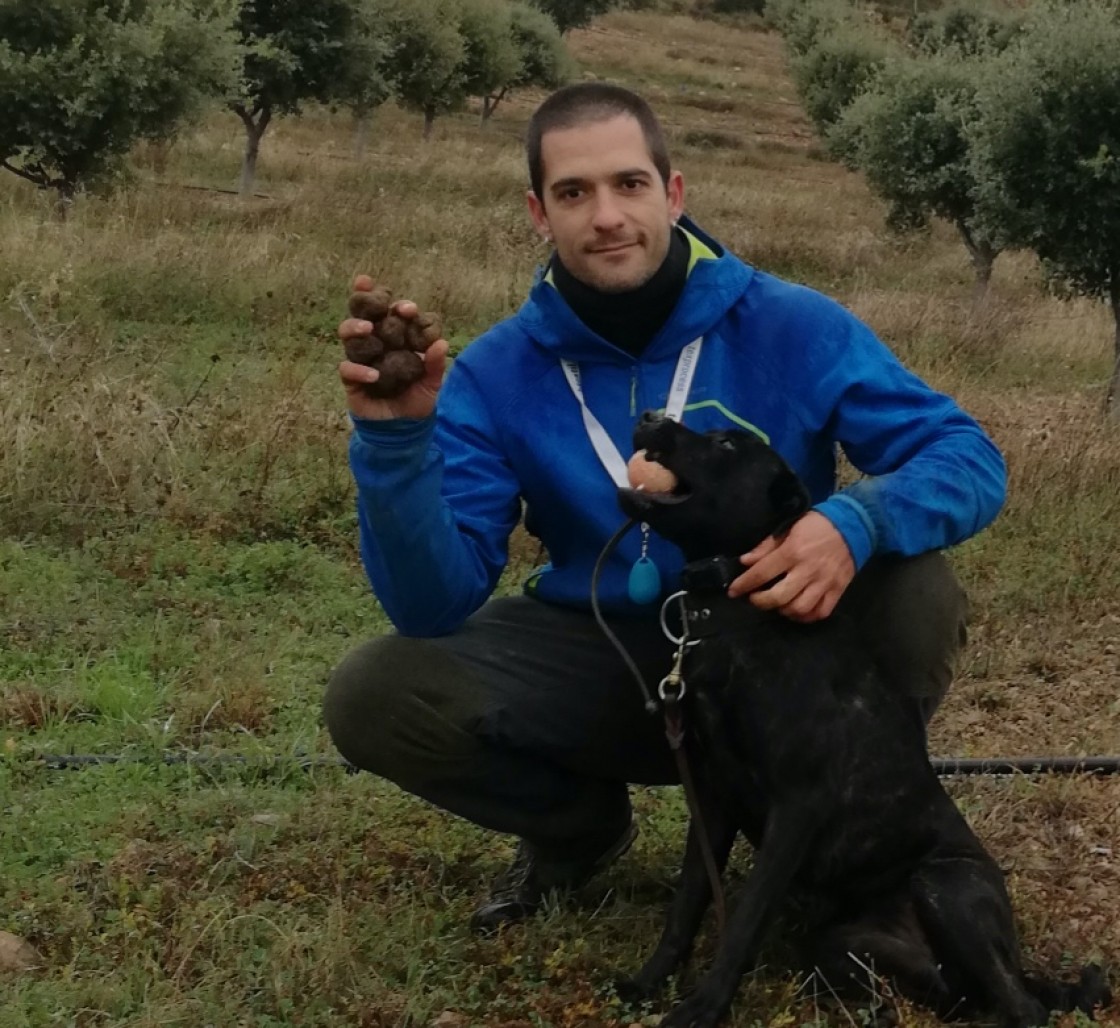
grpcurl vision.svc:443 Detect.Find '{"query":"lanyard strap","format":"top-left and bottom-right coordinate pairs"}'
top-left (561, 338), bottom-right (702, 489)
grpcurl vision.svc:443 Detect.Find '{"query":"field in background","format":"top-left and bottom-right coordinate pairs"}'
top-left (2, 10), bottom-right (1118, 1026)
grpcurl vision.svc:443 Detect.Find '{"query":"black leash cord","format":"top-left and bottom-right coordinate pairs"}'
top-left (590, 516), bottom-right (661, 715)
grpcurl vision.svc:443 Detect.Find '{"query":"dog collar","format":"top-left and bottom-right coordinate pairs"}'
top-left (678, 556), bottom-right (745, 639)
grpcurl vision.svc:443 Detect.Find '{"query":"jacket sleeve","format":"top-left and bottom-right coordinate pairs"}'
top-left (796, 297), bottom-right (1007, 568)
top-left (349, 360), bottom-right (522, 636)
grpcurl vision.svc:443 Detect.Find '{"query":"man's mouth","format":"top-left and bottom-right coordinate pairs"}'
top-left (589, 241), bottom-right (638, 255)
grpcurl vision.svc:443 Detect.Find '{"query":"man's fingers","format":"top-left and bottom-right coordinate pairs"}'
top-left (352, 274), bottom-right (374, 293)
top-left (420, 339), bottom-right (448, 387)
top-left (339, 317), bottom-right (374, 341)
top-left (391, 299), bottom-right (419, 318)
top-left (747, 572), bottom-right (802, 611)
top-left (339, 359), bottom-right (379, 386)
top-left (741, 535), bottom-right (779, 565)
top-left (778, 582), bottom-right (829, 622)
top-left (729, 548), bottom-right (788, 598)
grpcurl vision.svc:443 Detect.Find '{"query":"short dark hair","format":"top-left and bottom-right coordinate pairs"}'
top-left (526, 82), bottom-right (671, 204)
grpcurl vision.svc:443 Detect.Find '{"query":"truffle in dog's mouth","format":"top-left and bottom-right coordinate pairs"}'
top-left (623, 449), bottom-right (692, 505)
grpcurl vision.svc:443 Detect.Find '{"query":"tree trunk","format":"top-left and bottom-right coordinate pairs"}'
top-left (482, 87), bottom-right (508, 124)
top-left (1107, 270), bottom-right (1120, 421)
top-left (353, 111), bottom-right (371, 158)
top-left (234, 104), bottom-right (272, 197)
top-left (956, 222), bottom-right (996, 313)
top-left (53, 180), bottom-right (76, 221)
top-left (423, 107), bottom-right (436, 141)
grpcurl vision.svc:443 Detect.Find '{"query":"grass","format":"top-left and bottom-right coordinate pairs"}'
top-left (2, 8), bottom-right (1119, 1026)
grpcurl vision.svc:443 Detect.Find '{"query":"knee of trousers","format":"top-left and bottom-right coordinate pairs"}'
top-left (853, 551), bottom-right (970, 708)
top-left (323, 633), bottom-right (485, 781)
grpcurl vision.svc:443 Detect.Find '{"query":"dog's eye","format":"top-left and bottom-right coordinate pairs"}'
top-left (718, 438), bottom-right (737, 451)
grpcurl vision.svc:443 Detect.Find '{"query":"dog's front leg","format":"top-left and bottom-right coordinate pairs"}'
top-left (661, 797), bottom-right (820, 1028)
top-left (622, 790), bottom-right (738, 1000)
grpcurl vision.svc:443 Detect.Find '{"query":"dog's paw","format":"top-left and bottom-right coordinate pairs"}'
top-left (1076, 963), bottom-right (1112, 1015)
top-left (659, 991), bottom-right (727, 1028)
top-left (613, 974), bottom-right (662, 1004)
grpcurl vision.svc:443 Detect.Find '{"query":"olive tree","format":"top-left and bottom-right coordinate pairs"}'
top-left (832, 54), bottom-right (1001, 306)
top-left (376, 0), bottom-right (465, 140)
top-left (231, 0), bottom-right (387, 194)
top-left (767, 0), bottom-right (858, 58)
top-left (907, 3), bottom-right (1023, 57)
top-left (790, 23), bottom-right (896, 136)
top-left (529, 0), bottom-right (618, 35)
top-left (459, 0), bottom-right (521, 123)
top-left (481, 1), bottom-right (571, 122)
top-left (968, 1), bottom-right (1120, 417)
top-left (0, 0), bottom-right (238, 211)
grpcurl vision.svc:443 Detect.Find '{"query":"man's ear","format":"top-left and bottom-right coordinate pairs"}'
top-left (666, 169), bottom-right (685, 223)
top-left (527, 189), bottom-right (550, 241)
top-left (768, 469), bottom-right (810, 534)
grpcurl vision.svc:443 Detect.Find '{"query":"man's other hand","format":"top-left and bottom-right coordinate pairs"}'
top-left (728, 512), bottom-right (856, 623)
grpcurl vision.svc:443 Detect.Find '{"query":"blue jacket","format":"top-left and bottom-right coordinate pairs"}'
top-left (350, 219), bottom-right (1006, 636)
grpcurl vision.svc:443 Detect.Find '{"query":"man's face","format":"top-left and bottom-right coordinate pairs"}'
top-left (527, 115), bottom-right (685, 294)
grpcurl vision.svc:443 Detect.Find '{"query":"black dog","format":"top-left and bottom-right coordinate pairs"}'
top-left (616, 413), bottom-right (1109, 1028)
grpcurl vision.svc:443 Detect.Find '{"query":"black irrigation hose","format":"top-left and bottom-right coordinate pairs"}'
top-left (931, 756), bottom-right (1120, 777)
top-left (16, 752), bottom-right (1120, 776)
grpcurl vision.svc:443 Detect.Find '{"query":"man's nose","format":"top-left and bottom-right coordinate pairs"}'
top-left (590, 190), bottom-right (625, 231)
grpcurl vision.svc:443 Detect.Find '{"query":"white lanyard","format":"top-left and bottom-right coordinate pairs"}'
top-left (561, 337), bottom-right (703, 488)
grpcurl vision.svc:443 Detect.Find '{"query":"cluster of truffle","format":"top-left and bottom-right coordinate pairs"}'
top-left (345, 285), bottom-right (443, 398)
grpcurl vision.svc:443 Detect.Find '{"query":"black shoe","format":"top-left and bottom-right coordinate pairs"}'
top-left (469, 820), bottom-right (639, 934)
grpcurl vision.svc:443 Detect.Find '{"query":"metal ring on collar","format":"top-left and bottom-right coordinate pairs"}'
top-left (659, 591), bottom-right (701, 647)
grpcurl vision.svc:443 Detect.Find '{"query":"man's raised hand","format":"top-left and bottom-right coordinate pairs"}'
top-left (337, 274), bottom-right (448, 421)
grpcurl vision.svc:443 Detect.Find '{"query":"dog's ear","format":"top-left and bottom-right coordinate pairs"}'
top-left (768, 469), bottom-right (810, 534)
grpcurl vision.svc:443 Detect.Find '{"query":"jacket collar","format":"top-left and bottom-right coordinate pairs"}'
top-left (516, 216), bottom-right (755, 365)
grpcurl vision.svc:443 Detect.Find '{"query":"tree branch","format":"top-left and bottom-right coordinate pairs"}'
top-left (230, 103), bottom-right (257, 132)
top-left (1, 158), bottom-right (50, 189)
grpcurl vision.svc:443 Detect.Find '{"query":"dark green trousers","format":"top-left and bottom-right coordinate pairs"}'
top-left (323, 552), bottom-right (967, 856)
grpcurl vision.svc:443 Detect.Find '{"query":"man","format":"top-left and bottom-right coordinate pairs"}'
top-left (324, 83), bottom-right (1006, 933)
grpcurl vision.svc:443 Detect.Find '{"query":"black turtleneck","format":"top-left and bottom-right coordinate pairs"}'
top-left (550, 226), bottom-right (690, 358)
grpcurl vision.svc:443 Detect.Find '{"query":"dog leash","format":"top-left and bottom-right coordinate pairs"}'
top-left (658, 596), bottom-right (728, 939)
top-left (590, 522), bottom-right (728, 939)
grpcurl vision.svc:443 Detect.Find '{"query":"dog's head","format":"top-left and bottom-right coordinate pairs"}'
top-left (618, 413), bottom-right (811, 561)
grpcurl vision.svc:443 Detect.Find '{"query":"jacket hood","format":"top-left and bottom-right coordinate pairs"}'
top-left (515, 216), bottom-right (755, 364)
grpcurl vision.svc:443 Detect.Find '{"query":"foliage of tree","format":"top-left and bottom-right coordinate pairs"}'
top-left (967, 0), bottom-right (1120, 417)
top-left (789, 23), bottom-right (895, 135)
top-left (766, 0), bottom-right (857, 57)
top-left (459, 0), bottom-right (522, 113)
top-left (375, 0), bottom-right (466, 139)
top-left (907, 3), bottom-right (1023, 57)
top-left (482, 1), bottom-right (572, 121)
top-left (831, 54), bottom-right (1001, 304)
top-left (529, 0), bottom-right (619, 35)
top-left (0, 0), bottom-right (238, 210)
top-left (231, 0), bottom-right (387, 194)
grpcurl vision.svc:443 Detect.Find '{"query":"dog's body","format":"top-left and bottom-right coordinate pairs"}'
top-left (617, 414), bottom-right (1109, 1028)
